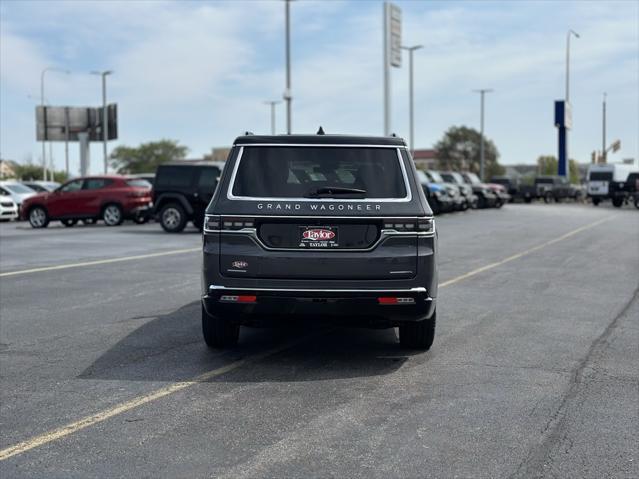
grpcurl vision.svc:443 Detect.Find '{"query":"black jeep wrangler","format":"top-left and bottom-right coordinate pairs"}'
top-left (153, 161), bottom-right (224, 232)
top-left (201, 134), bottom-right (438, 349)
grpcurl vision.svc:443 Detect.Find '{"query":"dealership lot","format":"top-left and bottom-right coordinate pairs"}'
top-left (1, 204), bottom-right (637, 478)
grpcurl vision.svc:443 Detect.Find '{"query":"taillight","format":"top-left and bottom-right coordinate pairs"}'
top-left (221, 217), bottom-right (255, 230)
top-left (126, 191), bottom-right (148, 198)
top-left (382, 218), bottom-right (433, 233)
top-left (203, 215), bottom-right (221, 232)
top-left (204, 216), bottom-right (256, 233)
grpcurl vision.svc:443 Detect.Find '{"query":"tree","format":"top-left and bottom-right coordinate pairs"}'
top-left (13, 162), bottom-right (68, 183)
top-left (434, 126), bottom-right (504, 180)
top-left (536, 155), bottom-right (580, 184)
top-left (109, 139), bottom-right (189, 174)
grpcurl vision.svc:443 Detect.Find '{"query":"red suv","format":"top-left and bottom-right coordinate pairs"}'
top-left (21, 176), bottom-right (152, 228)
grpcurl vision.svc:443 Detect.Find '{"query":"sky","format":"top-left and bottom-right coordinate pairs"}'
top-left (1, 0), bottom-right (638, 175)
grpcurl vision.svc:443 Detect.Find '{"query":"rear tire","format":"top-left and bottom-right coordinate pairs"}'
top-left (612, 197), bottom-right (623, 208)
top-left (133, 215), bottom-right (148, 224)
top-left (399, 310), bottom-right (436, 350)
top-left (159, 202), bottom-right (187, 232)
top-left (592, 197), bottom-right (600, 206)
top-left (61, 219), bottom-right (77, 227)
top-left (102, 204), bottom-right (124, 226)
top-left (634, 195), bottom-right (639, 209)
top-left (543, 192), bottom-right (552, 204)
top-left (28, 206), bottom-right (49, 228)
top-left (202, 304), bottom-right (239, 348)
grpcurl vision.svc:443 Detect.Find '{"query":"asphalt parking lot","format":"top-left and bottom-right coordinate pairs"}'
top-left (1, 203), bottom-right (637, 478)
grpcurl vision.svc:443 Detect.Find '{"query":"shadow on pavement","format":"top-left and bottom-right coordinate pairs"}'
top-left (79, 301), bottom-right (418, 383)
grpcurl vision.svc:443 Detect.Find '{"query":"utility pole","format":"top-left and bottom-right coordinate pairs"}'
top-left (401, 45), bottom-right (423, 155)
top-left (284, 0), bottom-right (292, 134)
top-left (473, 89), bottom-right (493, 181)
top-left (91, 70), bottom-right (113, 174)
top-left (264, 100), bottom-right (281, 135)
top-left (602, 92), bottom-right (607, 163)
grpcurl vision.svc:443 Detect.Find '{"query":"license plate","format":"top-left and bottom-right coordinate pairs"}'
top-left (299, 226), bottom-right (339, 248)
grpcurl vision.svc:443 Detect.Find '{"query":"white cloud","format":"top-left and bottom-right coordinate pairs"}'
top-left (0, 0), bottom-right (637, 172)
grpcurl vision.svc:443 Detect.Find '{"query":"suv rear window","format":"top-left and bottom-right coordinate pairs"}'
top-left (126, 179), bottom-right (152, 188)
top-left (589, 172), bottom-right (613, 181)
top-left (230, 146), bottom-right (407, 199)
top-left (155, 166), bottom-right (195, 188)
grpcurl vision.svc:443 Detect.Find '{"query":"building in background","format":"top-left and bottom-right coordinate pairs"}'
top-left (0, 159), bottom-right (17, 179)
top-left (412, 149), bottom-right (439, 170)
top-left (204, 148), bottom-right (231, 162)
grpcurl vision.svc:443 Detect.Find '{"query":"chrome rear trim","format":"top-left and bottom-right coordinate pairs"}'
top-left (209, 285), bottom-right (428, 294)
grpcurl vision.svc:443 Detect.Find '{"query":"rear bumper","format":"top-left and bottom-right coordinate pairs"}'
top-left (202, 285), bottom-right (436, 325)
top-left (126, 203), bottom-right (153, 219)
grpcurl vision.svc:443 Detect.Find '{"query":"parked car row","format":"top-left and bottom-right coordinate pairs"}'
top-left (490, 175), bottom-right (584, 204)
top-left (415, 169), bottom-right (509, 215)
top-left (2, 161), bottom-right (226, 230)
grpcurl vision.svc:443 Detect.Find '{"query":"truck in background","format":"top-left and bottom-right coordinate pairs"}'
top-left (587, 163), bottom-right (638, 207)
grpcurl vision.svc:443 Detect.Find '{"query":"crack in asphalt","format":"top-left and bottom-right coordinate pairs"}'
top-left (510, 283), bottom-right (639, 479)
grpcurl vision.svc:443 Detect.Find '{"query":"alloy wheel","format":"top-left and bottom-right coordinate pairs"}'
top-left (29, 208), bottom-right (46, 228)
top-left (103, 205), bottom-right (122, 226)
top-left (162, 207), bottom-right (181, 229)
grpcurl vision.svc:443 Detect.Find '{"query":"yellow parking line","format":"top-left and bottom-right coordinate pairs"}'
top-left (0, 214), bottom-right (616, 461)
top-left (0, 341), bottom-right (303, 461)
top-left (0, 248), bottom-right (201, 278)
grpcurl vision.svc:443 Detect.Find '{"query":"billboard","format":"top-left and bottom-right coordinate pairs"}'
top-left (36, 104), bottom-right (117, 142)
top-left (387, 3), bottom-right (402, 67)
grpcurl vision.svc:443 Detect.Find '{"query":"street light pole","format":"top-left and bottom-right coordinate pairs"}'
top-left (264, 100), bottom-right (281, 135)
top-left (473, 89), bottom-right (493, 181)
top-left (602, 92), bottom-right (607, 163)
top-left (284, 0), bottom-right (292, 134)
top-left (400, 45), bottom-right (423, 155)
top-left (565, 29), bottom-right (580, 103)
top-left (563, 29), bottom-right (579, 177)
top-left (91, 70), bottom-right (113, 174)
top-left (40, 67), bottom-right (69, 181)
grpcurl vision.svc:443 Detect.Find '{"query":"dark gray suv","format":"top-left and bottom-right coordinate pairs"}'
top-left (201, 134), bottom-right (438, 350)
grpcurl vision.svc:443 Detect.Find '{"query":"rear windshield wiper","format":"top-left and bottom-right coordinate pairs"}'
top-left (305, 187), bottom-right (367, 198)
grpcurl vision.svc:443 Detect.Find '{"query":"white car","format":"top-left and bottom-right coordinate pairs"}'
top-left (0, 181), bottom-right (37, 215)
top-left (0, 195), bottom-right (18, 221)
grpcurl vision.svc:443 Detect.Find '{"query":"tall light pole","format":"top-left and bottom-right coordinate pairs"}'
top-left (263, 100), bottom-right (281, 135)
top-left (400, 45), bottom-right (422, 154)
top-left (283, 0), bottom-right (293, 134)
top-left (40, 67), bottom-right (69, 180)
top-left (565, 29), bottom-right (580, 103)
top-left (473, 89), bottom-right (493, 181)
top-left (91, 70), bottom-right (113, 174)
top-left (602, 92), bottom-right (607, 163)
top-left (561, 29), bottom-right (579, 177)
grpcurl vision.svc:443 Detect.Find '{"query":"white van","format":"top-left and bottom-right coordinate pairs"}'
top-left (587, 163), bottom-right (637, 206)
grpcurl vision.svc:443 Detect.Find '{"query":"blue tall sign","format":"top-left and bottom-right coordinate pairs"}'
top-left (554, 100), bottom-right (572, 177)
